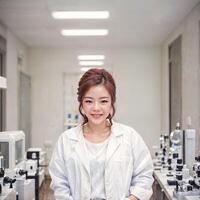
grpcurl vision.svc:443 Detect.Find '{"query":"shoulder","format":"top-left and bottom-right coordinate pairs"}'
top-left (112, 121), bottom-right (140, 137)
top-left (57, 124), bottom-right (82, 144)
top-left (112, 121), bottom-right (146, 145)
top-left (53, 125), bottom-right (82, 156)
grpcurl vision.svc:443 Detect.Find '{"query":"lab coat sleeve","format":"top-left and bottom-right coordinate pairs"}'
top-left (129, 133), bottom-right (154, 200)
top-left (49, 135), bottom-right (73, 200)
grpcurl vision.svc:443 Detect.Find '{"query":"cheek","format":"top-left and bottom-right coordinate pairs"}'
top-left (82, 103), bottom-right (91, 112)
top-left (106, 104), bottom-right (112, 112)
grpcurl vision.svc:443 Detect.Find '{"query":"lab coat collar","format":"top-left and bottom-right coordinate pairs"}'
top-left (106, 121), bottom-right (124, 162)
top-left (67, 120), bottom-right (124, 141)
top-left (67, 121), bottom-right (124, 175)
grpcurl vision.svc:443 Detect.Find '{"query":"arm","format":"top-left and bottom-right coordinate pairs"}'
top-left (49, 136), bottom-right (73, 200)
top-left (129, 133), bottom-right (154, 200)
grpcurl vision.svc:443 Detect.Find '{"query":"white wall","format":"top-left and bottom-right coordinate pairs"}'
top-left (0, 23), bottom-right (28, 130)
top-left (0, 23), bottom-right (6, 38)
top-left (113, 48), bottom-right (161, 150)
top-left (29, 47), bottom-right (161, 152)
top-left (161, 4), bottom-right (200, 148)
top-left (0, 23), bottom-right (162, 154)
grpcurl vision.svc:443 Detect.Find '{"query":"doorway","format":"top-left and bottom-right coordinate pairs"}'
top-left (19, 71), bottom-right (31, 150)
top-left (169, 35), bottom-right (182, 132)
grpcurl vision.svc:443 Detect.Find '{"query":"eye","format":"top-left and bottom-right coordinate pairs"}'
top-left (84, 100), bottom-right (93, 104)
top-left (101, 100), bottom-right (109, 104)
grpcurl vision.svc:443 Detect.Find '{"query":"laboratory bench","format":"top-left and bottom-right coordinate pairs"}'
top-left (153, 169), bottom-right (176, 200)
top-left (153, 170), bottom-right (200, 200)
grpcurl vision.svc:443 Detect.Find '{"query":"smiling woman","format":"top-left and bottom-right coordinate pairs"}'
top-left (77, 68), bottom-right (116, 126)
top-left (49, 68), bottom-right (154, 200)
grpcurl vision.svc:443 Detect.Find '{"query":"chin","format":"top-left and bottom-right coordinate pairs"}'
top-left (89, 118), bottom-right (107, 125)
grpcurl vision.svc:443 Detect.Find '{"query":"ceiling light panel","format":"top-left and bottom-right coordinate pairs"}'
top-left (61, 29), bottom-right (108, 36)
top-left (78, 55), bottom-right (105, 60)
top-left (79, 61), bottom-right (104, 66)
top-left (52, 11), bottom-right (109, 19)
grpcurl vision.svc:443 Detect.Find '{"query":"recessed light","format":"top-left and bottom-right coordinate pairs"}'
top-left (61, 29), bottom-right (108, 36)
top-left (52, 11), bottom-right (109, 19)
top-left (79, 61), bottom-right (104, 66)
top-left (78, 55), bottom-right (105, 60)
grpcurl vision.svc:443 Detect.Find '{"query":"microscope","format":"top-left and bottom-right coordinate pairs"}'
top-left (154, 133), bottom-right (169, 170)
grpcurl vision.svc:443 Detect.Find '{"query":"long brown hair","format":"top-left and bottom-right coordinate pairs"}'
top-left (77, 68), bottom-right (116, 125)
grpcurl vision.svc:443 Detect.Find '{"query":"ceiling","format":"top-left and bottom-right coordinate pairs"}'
top-left (0, 0), bottom-right (199, 48)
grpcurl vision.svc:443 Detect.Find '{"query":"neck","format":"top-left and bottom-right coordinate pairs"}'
top-left (85, 121), bottom-right (110, 135)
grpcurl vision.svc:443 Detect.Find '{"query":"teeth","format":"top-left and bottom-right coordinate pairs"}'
top-left (92, 114), bottom-right (102, 117)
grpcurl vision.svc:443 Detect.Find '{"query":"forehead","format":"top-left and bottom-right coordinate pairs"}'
top-left (84, 85), bottom-right (110, 97)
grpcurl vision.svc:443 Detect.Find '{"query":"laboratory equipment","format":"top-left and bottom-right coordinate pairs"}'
top-left (26, 147), bottom-right (47, 200)
top-left (182, 164), bottom-right (190, 180)
top-left (153, 125), bottom-right (200, 200)
top-left (14, 169), bottom-right (35, 200)
top-left (153, 134), bottom-right (169, 170)
top-left (183, 120), bottom-right (196, 171)
top-left (172, 156), bottom-right (200, 199)
top-left (170, 122), bottom-right (183, 159)
top-left (0, 154), bottom-right (5, 194)
top-left (0, 131), bottom-right (25, 169)
top-left (170, 120), bottom-right (195, 169)
top-left (192, 156), bottom-right (200, 188)
top-left (27, 147), bottom-right (45, 186)
top-left (13, 148), bottom-right (41, 200)
top-left (3, 176), bottom-right (16, 189)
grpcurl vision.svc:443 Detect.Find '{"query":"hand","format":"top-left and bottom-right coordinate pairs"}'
top-left (127, 195), bottom-right (138, 200)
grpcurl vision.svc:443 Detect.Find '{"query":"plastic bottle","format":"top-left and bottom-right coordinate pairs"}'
top-left (182, 164), bottom-right (190, 180)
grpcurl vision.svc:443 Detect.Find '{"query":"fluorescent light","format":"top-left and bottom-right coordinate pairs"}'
top-left (80, 67), bottom-right (93, 72)
top-left (52, 11), bottom-right (109, 19)
top-left (78, 55), bottom-right (105, 60)
top-left (61, 29), bottom-right (108, 36)
top-left (79, 61), bottom-right (104, 66)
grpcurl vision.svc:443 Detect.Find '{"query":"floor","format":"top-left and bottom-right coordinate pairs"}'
top-left (39, 177), bottom-right (55, 200)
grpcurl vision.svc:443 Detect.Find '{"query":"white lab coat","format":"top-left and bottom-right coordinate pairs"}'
top-left (49, 122), bottom-right (154, 200)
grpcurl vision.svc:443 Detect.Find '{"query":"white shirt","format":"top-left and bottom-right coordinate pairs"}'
top-left (49, 121), bottom-right (154, 200)
top-left (85, 138), bottom-right (109, 199)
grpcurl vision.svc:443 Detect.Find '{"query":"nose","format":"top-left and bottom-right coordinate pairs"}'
top-left (93, 101), bottom-right (100, 110)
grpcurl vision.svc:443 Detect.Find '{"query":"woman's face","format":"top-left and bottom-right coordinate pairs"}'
top-left (82, 85), bottom-right (112, 126)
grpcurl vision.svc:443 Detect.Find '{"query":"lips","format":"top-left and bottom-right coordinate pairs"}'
top-left (91, 114), bottom-right (103, 119)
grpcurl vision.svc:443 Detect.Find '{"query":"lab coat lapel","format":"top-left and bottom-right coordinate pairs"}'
top-left (74, 139), bottom-right (90, 176)
top-left (106, 122), bottom-right (123, 163)
top-left (69, 125), bottom-right (90, 176)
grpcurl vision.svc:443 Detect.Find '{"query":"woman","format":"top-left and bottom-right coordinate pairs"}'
top-left (49, 68), bottom-right (154, 200)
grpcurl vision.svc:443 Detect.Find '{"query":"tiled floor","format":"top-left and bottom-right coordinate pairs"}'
top-left (39, 177), bottom-right (55, 200)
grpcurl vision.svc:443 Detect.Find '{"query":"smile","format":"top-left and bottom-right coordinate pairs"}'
top-left (91, 114), bottom-right (103, 118)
